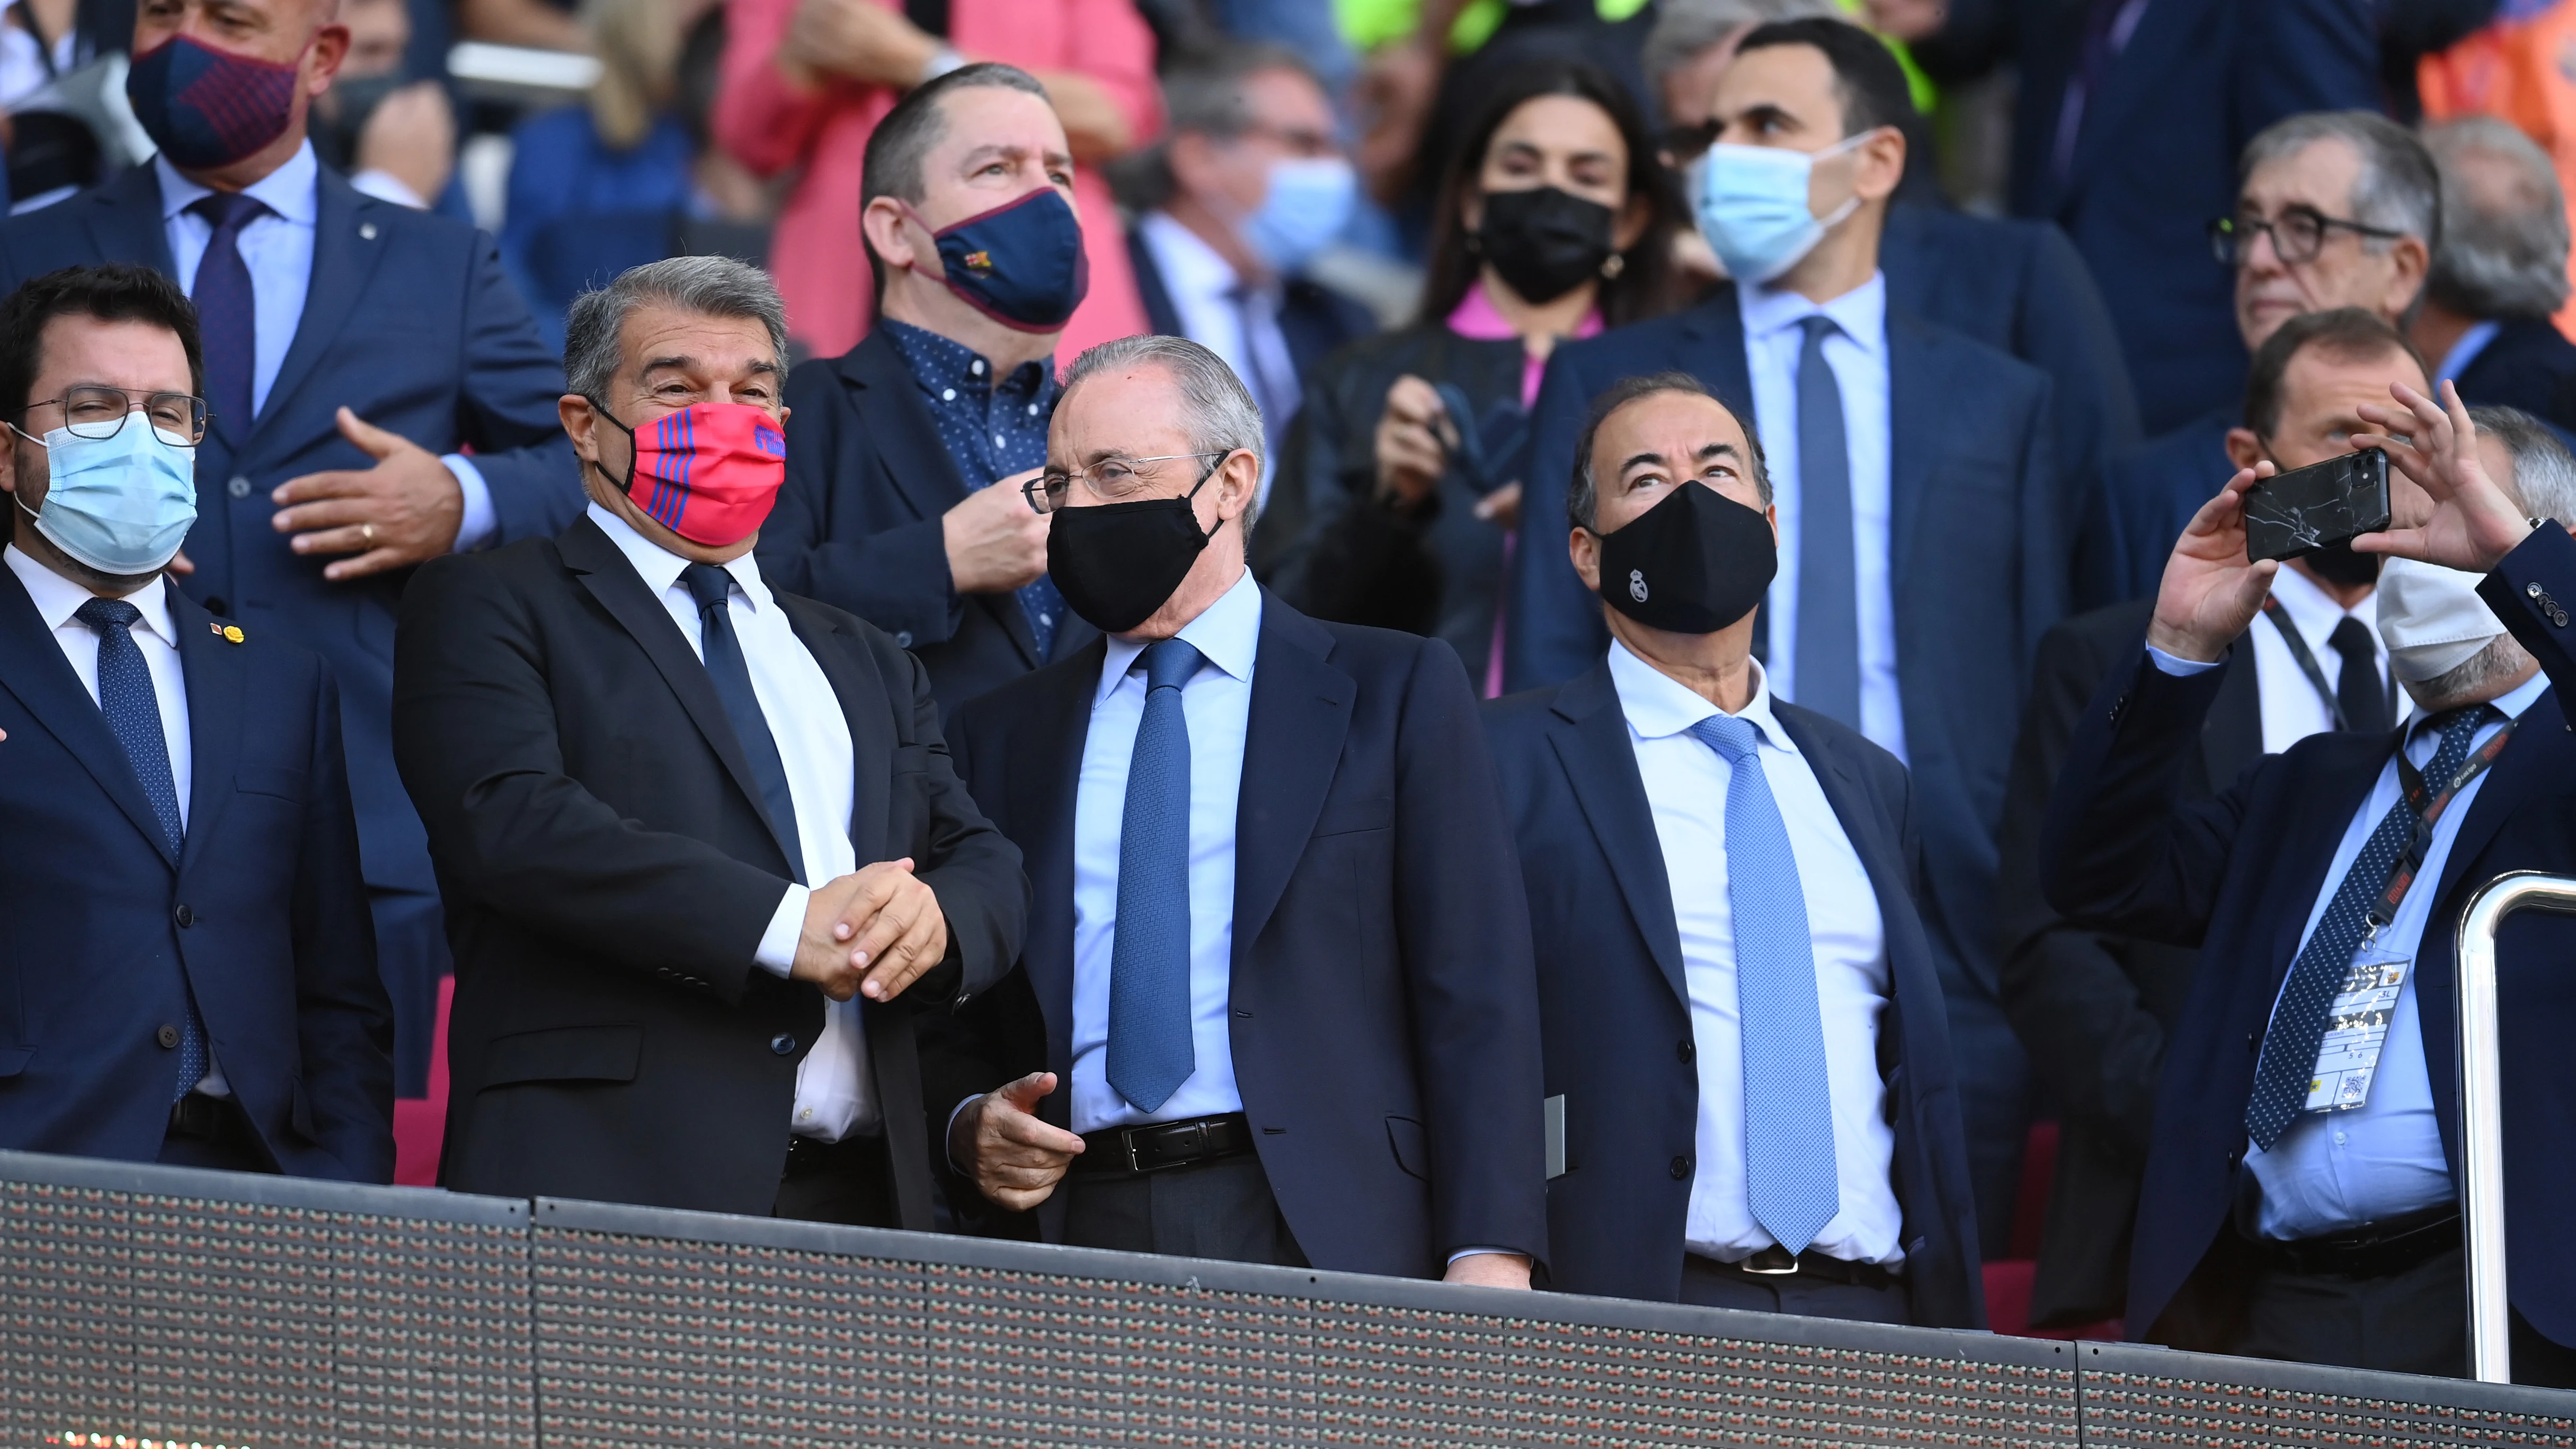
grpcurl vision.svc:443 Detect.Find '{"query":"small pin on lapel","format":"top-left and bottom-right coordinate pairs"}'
top-left (359, 222), bottom-right (379, 241)
top-left (208, 621), bottom-right (224, 636)
top-left (222, 625), bottom-right (245, 644)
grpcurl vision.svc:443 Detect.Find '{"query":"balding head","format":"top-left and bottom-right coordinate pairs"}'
top-left (131, 0), bottom-right (352, 185)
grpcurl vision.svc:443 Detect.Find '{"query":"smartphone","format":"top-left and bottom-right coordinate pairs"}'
top-left (2242, 448), bottom-right (2392, 564)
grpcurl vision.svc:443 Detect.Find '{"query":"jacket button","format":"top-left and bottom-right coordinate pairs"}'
top-left (2108, 694), bottom-right (2129, 723)
top-left (156, 1023), bottom-right (181, 1050)
top-left (173, 904), bottom-right (194, 928)
top-left (894, 630), bottom-right (913, 648)
top-left (770, 1034), bottom-right (796, 1056)
top-left (2225, 1148), bottom-right (2243, 1169)
top-left (2247, 1030), bottom-right (2260, 1054)
top-left (226, 476), bottom-right (252, 499)
top-left (1676, 1039), bottom-right (1695, 1063)
top-left (1669, 1155), bottom-right (1691, 1180)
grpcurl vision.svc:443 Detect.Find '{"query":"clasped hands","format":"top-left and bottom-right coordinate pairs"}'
top-left (790, 857), bottom-right (950, 1003)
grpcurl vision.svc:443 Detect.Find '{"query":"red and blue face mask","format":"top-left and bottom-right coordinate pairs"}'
top-left (598, 402), bottom-right (787, 547)
top-left (907, 187), bottom-right (1090, 333)
top-left (127, 34), bottom-right (304, 171)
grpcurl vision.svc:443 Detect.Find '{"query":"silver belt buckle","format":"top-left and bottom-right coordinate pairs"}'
top-left (1740, 1244), bottom-right (1801, 1276)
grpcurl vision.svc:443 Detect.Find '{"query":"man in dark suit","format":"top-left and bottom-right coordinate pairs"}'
top-left (939, 334), bottom-right (1545, 1283)
top-left (760, 63), bottom-right (1100, 718)
top-left (2041, 378), bottom-right (2576, 1382)
top-left (1508, 19), bottom-right (2060, 1254)
top-left (392, 257), bottom-right (1026, 1224)
top-left (0, 263), bottom-right (390, 1179)
top-left (1486, 374), bottom-right (1981, 1325)
top-left (0, 0), bottom-right (581, 1098)
top-left (2416, 118), bottom-right (2576, 433)
top-left (1897, 0), bottom-right (2384, 434)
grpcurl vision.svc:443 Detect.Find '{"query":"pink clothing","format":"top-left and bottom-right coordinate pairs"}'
top-left (1444, 279), bottom-right (1603, 408)
top-left (713, 0), bottom-right (1160, 360)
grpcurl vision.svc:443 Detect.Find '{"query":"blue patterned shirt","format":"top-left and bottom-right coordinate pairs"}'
top-left (881, 319), bottom-right (1067, 659)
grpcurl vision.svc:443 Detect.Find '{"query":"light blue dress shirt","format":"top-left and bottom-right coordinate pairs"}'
top-left (2151, 646), bottom-right (2548, 1237)
top-left (2436, 318), bottom-right (2502, 387)
top-left (155, 143), bottom-right (497, 549)
top-left (1609, 643), bottom-right (1906, 1265)
top-left (1068, 570), bottom-right (1260, 1134)
top-left (1737, 272), bottom-right (1903, 761)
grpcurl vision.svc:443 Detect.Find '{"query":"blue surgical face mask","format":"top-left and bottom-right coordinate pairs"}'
top-left (12, 417), bottom-right (199, 576)
top-left (908, 187), bottom-right (1090, 333)
top-left (1242, 156), bottom-right (1356, 275)
top-left (1692, 134), bottom-right (1868, 286)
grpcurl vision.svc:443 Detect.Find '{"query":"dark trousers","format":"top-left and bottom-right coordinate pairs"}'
top-left (2233, 1244), bottom-right (2576, 1388)
top-left (1678, 1255), bottom-right (1911, 1324)
top-left (156, 1094), bottom-right (274, 1174)
top-left (773, 1132), bottom-right (900, 1228)
top-left (1063, 1154), bottom-right (1309, 1267)
top-left (370, 886), bottom-right (454, 1099)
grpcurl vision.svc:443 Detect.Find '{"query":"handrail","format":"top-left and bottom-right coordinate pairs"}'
top-left (2451, 871), bottom-right (2576, 1383)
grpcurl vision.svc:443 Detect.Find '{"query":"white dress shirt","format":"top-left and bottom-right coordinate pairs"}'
top-left (1737, 273), bottom-right (1904, 761)
top-left (586, 502), bottom-right (878, 1141)
top-left (156, 143), bottom-right (499, 549)
top-left (1068, 568), bottom-right (1261, 1134)
top-left (6, 543), bottom-right (229, 1098)
top-left (1608, 642), bottom-right (1906, 1265)
top-left (2251, 563), bottom-right (2401, 753)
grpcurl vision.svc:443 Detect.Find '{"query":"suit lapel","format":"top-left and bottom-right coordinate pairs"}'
top-left (1545, 663), bottom-right (1689, 1007)
top-left (1017, 641), bottom-right (1102, 1063)
top-left (2200, 641), bottom-right (2265, 792)
top-left (777, 593), bottom-right (895, 860)
top-left (1883, 312), bottom-right (1940, 603)
top-left (2432, 688), bottom-right (2559, 908)
top-left (170, 590), bottom-right (245, 873)
top-left (242, 172), bottom-right (392, 461)
top-left (1680, 287), bottom-right (1758, 416)
top-left (1231, 596), bottom-right (1355, 961)
top-left (84, 164), bottom-right (177, 277)
top-left (0, 562), bottom-right (178, 866)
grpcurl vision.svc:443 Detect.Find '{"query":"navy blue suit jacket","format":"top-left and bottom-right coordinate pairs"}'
top-left (2458, 316), bottom-right (2576, 430)
top-left (1482, 662), bottom-right (1984, 1326)
top-left (2093, 410), bottom-right (2234, 607)
top-left (1507, 280), bottom-right (2062, 1000)
top-left (2041, 525), bottom-right (2576, 1348)
top-left (1127, 226), bottom-right (1379, 390)
top-left (0, 162), bottom-right (581, 897)
top-left (0, 559), bottom-right (392, 1179)
top-left (943, 592), bottom-right (1549, 1276)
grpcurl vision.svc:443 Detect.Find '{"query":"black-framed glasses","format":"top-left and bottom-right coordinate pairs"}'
top-left (1025, 451), bottom-right (1230, 514)
top-left (2208, 207), bottom-right (2408, 268)
top-left (24, 386), bottom-right (209, 445)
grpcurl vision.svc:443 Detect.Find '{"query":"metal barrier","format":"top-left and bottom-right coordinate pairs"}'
top-left (4, 1148), bottom-right (2575, 1446)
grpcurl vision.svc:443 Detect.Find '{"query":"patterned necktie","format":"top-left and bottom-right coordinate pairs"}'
top-left (2329, 616), bottom-right (2392, 735)
top-left (76, 597), bottom-right (207, 1101)
top-left (1792, 315), bottom-right (1860, 730)
top-left (2245, 705), bottom-right (2494, 1148)
top-left (1690, 713), bottom-right (1842, 1255)
top-left (679, 563), bottom-right (804, 884)
top-left (1106, 637), bottom-right (1203, 1113)
top-left (189, 191), bottom-right (269, 441)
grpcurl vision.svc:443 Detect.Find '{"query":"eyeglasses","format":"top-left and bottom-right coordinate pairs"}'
top-left (2208, 207), bottom-right (2407, 268)
top-left (1025, 452), bottom-right (1230, 514)
top-left (24, 386), bottom-right (209, 445)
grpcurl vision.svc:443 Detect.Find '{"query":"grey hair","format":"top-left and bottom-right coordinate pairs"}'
top-left (2405, 632), bottom-right (2537, 713)
top-left (1124, 43), bottom-right (1321, 212)
top-left (564, 255), bottom-right (788, 403)
top-left (1568, 371), bottom-right (1770, 531)
top-left (1061, 333), bottom-right (1267, 549)
top-left (1641, 0), bottom-right (1837, 92)
top-left (2424, 116), bottom-right (2571, 321)
top-left (2241, 111), bottom-right (2444, 257)
top-left (2469, 404), bottom-right (2576, 525)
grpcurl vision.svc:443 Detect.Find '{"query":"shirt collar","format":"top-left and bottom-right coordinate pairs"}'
top-left (1140, 210), bottom-right (1247, 301)
top-left (2267, 557), bottom-right (2371, 639)
top-left (157, 139), bottom-right (319, 227)
top-left (880, 317), bottom-right (1055, 401)
top-left (1606, 638), bottom-right (1796, 752)
top-left (1096, 568), bottom-right (1262, 706)
top-left (585, 500), bottom-right (772, 614)
top-left (2416, 665), bottom-right (2554, 739)
top-left (1739, 270), bottom-right (1886, 355)
top-left (2437, 319), bottom-right (2503, 386)
top-left (4, 541), bottom-right (180, 645)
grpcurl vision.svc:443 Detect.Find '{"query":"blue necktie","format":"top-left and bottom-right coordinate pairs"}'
top-left (1107, 637), bottom-right (1203, 1113)
top-left (77, 597), bottom-right (207, 1101)
top-left (1792, 315), bottom-right (1860, 730)
top-left (680, 563), bottom-right (804, 884)
top-left (189, 191), bottom-right (267, 441)
top-left (1691, 713), bottom-right (1841, 1255)
top-left (2246, 705), bottom-right (2493, 1149)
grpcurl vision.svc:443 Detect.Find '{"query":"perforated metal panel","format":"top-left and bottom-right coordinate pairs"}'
top-left (2078, 1342), bottom-right (2576, 1446)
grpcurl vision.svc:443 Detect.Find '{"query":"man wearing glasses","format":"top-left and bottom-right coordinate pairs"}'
top-left (0, 263), bottom-right (392, 1179)
top-left (934, 334), bottom-right (1545, 1284)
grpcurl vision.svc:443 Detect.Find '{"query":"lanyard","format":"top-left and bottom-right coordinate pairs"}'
top-left (2364, 716), bottom-right (2519, 938)
top-left (2261, 598), bottom-right (2397, 733)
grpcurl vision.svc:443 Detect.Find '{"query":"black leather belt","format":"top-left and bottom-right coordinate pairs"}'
top-left (784, 1130), bottom-right (882, 1179)
top-left (2261, 1203), bottom-right (2461, 1279)
top-left (1076, 1112), bottom-right (1254, 1175)
top-left (1694, 1244), bottom-right (1900, 1291)
top-left (166, 1092), bottom-right (248, 1144)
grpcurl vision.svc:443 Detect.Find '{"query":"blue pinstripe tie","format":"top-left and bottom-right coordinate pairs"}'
top-left (1106, 637), bottom-right (1203, 1113)
top-left (1691, 713), bottom-right (1841, 1255)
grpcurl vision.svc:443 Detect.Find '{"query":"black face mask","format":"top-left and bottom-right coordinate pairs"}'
top-left (1594, 481), bottom-right (1776, 634)
top-left (1476, 185), bottom-right (1618, 305)
top-left (1047, 461), bottom-right (1222, 633)
top-left (2304, 538), bottom-right (2383, 588)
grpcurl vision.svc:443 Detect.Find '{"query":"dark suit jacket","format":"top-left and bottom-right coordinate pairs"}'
top-left (1507, 281), bottom-right (2063, 1004)
top-left (941, 592), bottom-right (1549, 1277)
top-left (390, 515), bottom-right (1027, 1222)
top-left (2093, 411), bottom-right (2234, 608)
top-left (0, 559), bottom-right (392, 1179)
top-left (2459, 316), bottom-right (2576, 430)
top-left (760, 328), bottom-right (1100, 718)
top-left (1482, 662), bottom-right (1985, 1327)
top-left (1995, 598), bottom-right (2260, 1327)
top-left (0, 161), bottom-right (582, 900)
top-left (1126, 224), bottom-right (1378, 391)
top-left (2041, 525), bottom-right (2576, 1349)
top-left (1913, 0), bottom-right (2383, 433)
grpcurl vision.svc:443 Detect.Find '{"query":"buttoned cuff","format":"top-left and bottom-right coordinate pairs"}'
top-left (754, 884), bottom-right (806, 977)
top-left (2146, 644), bottom-right (2223, 678)
top-left (350, 168), bottom-right (428, 209)
top-left (446, 454), bottom-right (497, 552)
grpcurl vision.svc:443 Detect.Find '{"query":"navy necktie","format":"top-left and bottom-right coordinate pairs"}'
top-left (1106, 637), bottom-right (1203, 1113)
top-left (2246, 705), bottom-right (2493, 1148)
top-left (189, 191), bottom-right (268, 440)
top-left (76, 597), bottom-right (207, 1101)
top-left (1793, 315), bottom-right (1860, 729)
top-left (2329, 617), bottom-right (2392, 735)
top-left (680, 563), bottom-right (804, 883)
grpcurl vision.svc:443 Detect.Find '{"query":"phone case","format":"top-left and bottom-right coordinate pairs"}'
top-left (2242, 448), bottom-right (2392, 563)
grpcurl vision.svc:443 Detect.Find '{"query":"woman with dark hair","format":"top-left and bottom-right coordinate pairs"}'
top-left (1261, 59), bottom-right (1694, 690)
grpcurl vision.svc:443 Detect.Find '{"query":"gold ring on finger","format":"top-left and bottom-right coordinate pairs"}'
top-left (361, 523), bottom-right (377, 544)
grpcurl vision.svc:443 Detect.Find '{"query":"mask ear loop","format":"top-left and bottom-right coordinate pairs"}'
top-left (5, 416), bottom-right (48, 527)
top-left (584, 399), bottom-right (643, 494)
top-left (1180, 449), bottom-right (1238, 544)
top-left (1804, 127), bottom-right (1885, 235)
top-left (891, 199), bottom-right (953, 284)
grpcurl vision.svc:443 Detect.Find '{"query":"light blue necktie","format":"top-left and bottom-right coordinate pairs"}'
top-left (1106, 637), bottom-right (1204, 1113)
top-left (1690, 713), bottom-right (1841, 1255)
top-left (1793, 315), bottom-right (1860, 728)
